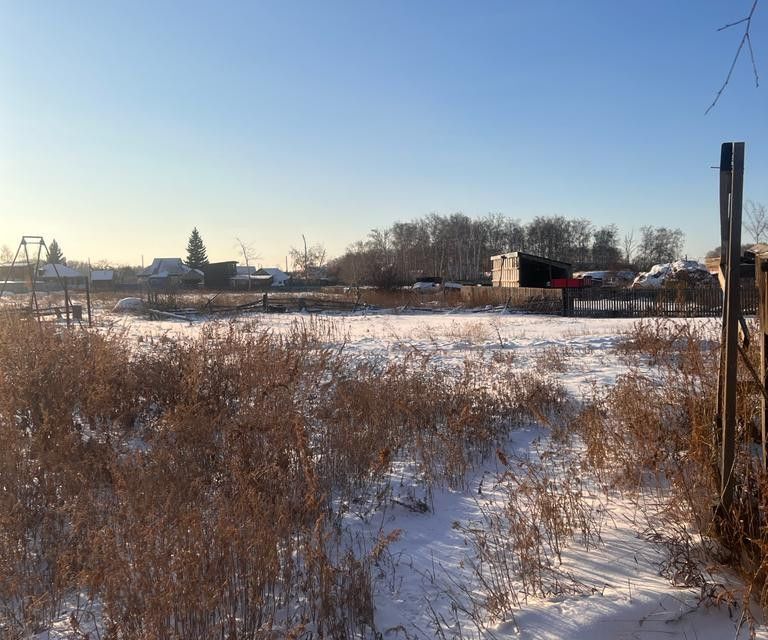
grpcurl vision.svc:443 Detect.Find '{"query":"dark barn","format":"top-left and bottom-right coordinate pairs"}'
top-left (491, 251), bottom-right (571, 288)
top-left (201, 261), bottom-right (238, 289)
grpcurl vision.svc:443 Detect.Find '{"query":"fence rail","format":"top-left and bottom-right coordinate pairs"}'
top-left (461, 286), bottom-right (563, 313)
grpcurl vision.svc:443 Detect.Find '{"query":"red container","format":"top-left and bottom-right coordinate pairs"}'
top-left (550, 278), bottom-right (590, 289)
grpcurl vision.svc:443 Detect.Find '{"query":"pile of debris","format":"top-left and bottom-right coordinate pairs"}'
top-left (632, 260), bottom-right (714, 289)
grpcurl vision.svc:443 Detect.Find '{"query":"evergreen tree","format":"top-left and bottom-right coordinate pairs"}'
top-left (47, 239), bottom-right (66, 265)
top-left (185, 228), bottom-right (209, 269)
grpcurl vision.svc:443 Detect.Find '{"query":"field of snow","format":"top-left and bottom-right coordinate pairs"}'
top-left (67, 308), bottom-right (763, 640)
top-left (111, 311), bottom-right (647, 395)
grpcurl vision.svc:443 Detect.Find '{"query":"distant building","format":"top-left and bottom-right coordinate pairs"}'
top-left (90, 269), bottom-right (116, 291)
top-left (572, 270), bottom-right (636, 288)
top-left (200, 261), bottom-right (238, 289)
top-left (138, 258), bottom-right (203, 289)
top-left (256, 267), bottom-right (291, 287)
top-left (39, 263), bottom-right (86, 288)
top-left (491, 252), bottom-right (571, 288)
top-left (0, 262), bottom-right (31, 293)
top-left (225, 265), bottom-right (271, 289)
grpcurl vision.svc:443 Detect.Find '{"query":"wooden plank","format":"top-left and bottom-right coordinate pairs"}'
top-left (763, 328), bottom-right (768, 473)
top-left (758, 253), bottom-right (768, 471)
top-left (720, 142), bottom-right (745, 513)
top-left (715, 144), bottom-right (732, 462)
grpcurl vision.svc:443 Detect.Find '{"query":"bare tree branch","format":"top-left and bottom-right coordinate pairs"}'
top-left (623, 229), bottom-right (636, 264)
top-left (745, 200), bottom-right (768, 243)
top-left (235, 237), bottom-right (260, 290)
top-left (747, 32), bottom-right (760, 85)
top-left (706, 0), bottom-right (760, 114)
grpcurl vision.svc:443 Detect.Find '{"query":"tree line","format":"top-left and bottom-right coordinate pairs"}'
top-left (0, 217), bottom-right (693, 286)
top-left (328, 213), bottom-right (685, 286)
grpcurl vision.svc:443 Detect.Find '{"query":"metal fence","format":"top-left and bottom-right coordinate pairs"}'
top-left (563, 285), bottom-right (758, 318)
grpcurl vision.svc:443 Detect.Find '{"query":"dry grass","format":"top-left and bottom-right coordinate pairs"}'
top-left (455, 452), bottom-right (605, 624)
top-left (447, 316), bottom-right (768, 633)
top-left (531, 343), bottom-right (575, 374)
top-left (0, 311), bottom-right (563, 638)
top-left (444, 320), bottom-right (494, 343)
top-left (8, 311), bottom-right (765, 637)
top-left (577, 317), bottom-right (768, 621)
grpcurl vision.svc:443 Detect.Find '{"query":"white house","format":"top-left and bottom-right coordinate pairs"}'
top-left (256, 267), bottom-right (291, 287)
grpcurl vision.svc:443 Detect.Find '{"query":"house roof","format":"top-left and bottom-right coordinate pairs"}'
top-left (140, 258), bottom-right (185, 277)
top-left (232, 273), bottom-right (273, 282)
top-left (236, 265), bottom-right (257, 276)
top-left (490, 251), bottom-right (571, 268)
top-left (257, 267), bottom-right (290, 281)
top-left (746, 243), bottom-right (768, 256)
top-left (90, 269), bottom-right (114, 281)
top-left (39, 263), bottom-right (84, 279)
top-left (139, 258), bottom-right (202, 280)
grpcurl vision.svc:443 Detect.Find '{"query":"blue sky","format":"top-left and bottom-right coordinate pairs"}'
top-left (1, 1), bottom-right (766, 267)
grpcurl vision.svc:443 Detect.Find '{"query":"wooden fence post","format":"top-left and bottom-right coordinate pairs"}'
top-left (85, 276), bottom-right (93, 327)
top-left (718, 142), bottom-right (745, 514)
top-left (63, 279), bottom-right (71, 328)
top-left (757, 252), bottom-right (768, 471)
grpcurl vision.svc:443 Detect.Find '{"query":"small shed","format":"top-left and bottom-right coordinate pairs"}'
top-left (491, 252), bottom-right (571, 288)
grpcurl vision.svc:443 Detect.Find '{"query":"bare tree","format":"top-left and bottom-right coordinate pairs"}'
top-left (290, 235), bottom-right (327, 280)
top-left (0, 245), bottom-right (13, 264)
top-left (636, 226), bottom-right (685, 271)
top-left (623, 229), bottom-right (637, 264)
top-left (744, 200), bottom-right (768, 244)
top-left (706, 0), bottom-right (760, 114)
top-left (591, 225), bottom-right (621, 268)
top-left (570, 219), bottom-right (594, 267)
top-left (235, 237), bottom-right (260, 290)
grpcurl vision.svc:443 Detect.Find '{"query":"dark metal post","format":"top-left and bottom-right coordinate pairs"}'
top-left (22, 240), bottom-right (42, 322)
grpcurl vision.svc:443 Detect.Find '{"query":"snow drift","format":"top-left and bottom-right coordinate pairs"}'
top-left (632, 260), bottom-right (713, 289)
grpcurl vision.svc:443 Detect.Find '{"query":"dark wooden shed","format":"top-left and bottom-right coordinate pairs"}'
top-left (491, 251), bottom-right (572, 288)
top-left (201, 261), bottom-right (238, 289)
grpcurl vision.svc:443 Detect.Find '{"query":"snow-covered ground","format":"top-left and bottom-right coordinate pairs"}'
top-left (110, 310), bottom-right (713, 397)
top-left (40, 310), bottom-right (764, 639)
